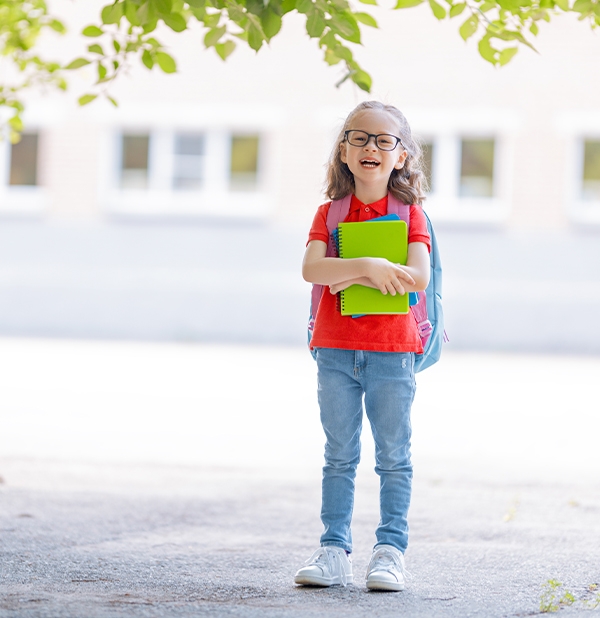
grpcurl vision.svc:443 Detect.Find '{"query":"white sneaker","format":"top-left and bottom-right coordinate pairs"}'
top-left (366, 545), bottom-right (410, 591)
top-left (294, 546), bottom-right (353, 587)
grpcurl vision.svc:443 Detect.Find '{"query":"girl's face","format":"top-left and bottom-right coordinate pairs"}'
top-left (340, 109), bottom-right (407, 201)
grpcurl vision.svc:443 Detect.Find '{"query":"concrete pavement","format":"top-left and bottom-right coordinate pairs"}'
top-left (1, 338), bottom-right (600, 617)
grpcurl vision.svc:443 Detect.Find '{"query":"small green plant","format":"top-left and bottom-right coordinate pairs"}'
top-left (540, 580), bottom-right (600, 613)
top-left (582, 584), bottom-right (600, 609)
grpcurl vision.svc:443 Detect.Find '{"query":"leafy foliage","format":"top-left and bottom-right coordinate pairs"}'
top-left (0, 0), bottom-right (66, 142)
top-left (1, 0), bottom-right (600, 137)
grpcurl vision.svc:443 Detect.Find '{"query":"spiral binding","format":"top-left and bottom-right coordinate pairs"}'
top-left (336, 227), bottom-right (344, 313)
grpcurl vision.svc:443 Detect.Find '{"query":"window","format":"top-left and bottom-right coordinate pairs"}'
top-left (173, 133), bottom-right (204, 190)
top-left (582, 140), bottom-right (600, 201)
top-left (460, 139), bottom-right (495, 198)
top-left (103, 128), bottom-right (269, 218)
top-left (121, 134), bottom-right (149, 189)
top-left (230, 135), bottom-right (259, 191)
top-left (421, 141), bottom-right (434, 193)
top-left (9, 133), bottom-right (39, 186)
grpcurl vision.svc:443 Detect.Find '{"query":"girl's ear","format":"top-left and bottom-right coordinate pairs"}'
top-left (394, 150), bottom-right (408, 170)
top-left (340, 142), bottom-right (348, 164)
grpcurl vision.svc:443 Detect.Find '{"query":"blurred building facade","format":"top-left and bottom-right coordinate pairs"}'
top-left (1, 1), bottom-right (600, 230)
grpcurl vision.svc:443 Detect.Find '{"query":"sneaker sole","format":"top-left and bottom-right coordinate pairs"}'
top-left (366, 579), bottom-right (404, 592)
top-left (294, 575), bottom-right (354, 587)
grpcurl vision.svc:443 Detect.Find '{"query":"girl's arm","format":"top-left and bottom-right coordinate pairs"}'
top-left (302, 240), bottom-right (417, 296)
top-left (328, 242), bottom-right (430, 295)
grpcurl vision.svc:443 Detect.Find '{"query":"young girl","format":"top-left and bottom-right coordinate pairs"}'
top-left (295, 101), bottom-right (431, 591)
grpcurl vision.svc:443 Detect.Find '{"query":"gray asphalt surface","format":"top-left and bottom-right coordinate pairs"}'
top-left (2, 460), bottom-right (600, 618)
top-left (1, 336), bottom-right (600, 618)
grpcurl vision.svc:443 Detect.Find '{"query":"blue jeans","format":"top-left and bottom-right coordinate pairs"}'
top-left (315, 348), bottom-right (415, 554)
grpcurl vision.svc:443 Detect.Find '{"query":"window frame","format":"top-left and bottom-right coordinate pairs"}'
top-left (100, 126), bottom-right (271, 219)
top-left (0, 131), bottom-right (48, 215)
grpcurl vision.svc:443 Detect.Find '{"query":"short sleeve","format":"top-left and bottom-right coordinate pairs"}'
top-left (408, 204), bottom-right (431, 253)
top-left (307, 202), bottom-right (332, 246)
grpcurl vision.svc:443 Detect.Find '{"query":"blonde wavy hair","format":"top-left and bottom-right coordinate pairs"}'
top-left (325, 101), bottom-right (427, 206)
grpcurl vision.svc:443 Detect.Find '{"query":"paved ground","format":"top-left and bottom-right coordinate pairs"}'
top-left (1, 339), bottom-right (600, 617)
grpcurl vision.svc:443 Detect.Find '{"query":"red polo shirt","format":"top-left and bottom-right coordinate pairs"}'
top-left (308, 194), bottom-right (431, 353)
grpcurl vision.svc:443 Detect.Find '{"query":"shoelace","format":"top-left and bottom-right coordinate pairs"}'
top-left (366, 547), bottom-right (412, 582)
top-left (305, 547), bottom-right (349, 587)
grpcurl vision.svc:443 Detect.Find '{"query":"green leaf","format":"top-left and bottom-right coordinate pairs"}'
top-left (163, 12), bottom-right (188, 31)
top-left (306, 9), bottom-right (327, 36)
top-left (49, 19), bottom-right (67, 33)
top-left (358, 0), bottom-right (378, 5)
top-left (324, 48), bottom-right (343, 65)
top-left (320, 29), bottom-right (338, 47)
top-left (351, 68), bottom-right (372, 91)
top-left (354, 11), bottom-right (378, 26)
top-left (156, 51), bottom-right (177, 72)
top-left (572, 0), bottom-right (593, 11)
top-left (215, 39), bottom-right (236, 59)
top-left (247, 18), bottom-right (266, 50)
top-left (203, 12), bottom-right (221, 27)
top-left (498, 46), bottom-right (518, 64)
top-left (125, 2), bottom-right (142, 26)
top-left (281, 0), bottom-right (297, 12)
top-left (142, 49), bottom-right (154, 68)
top-left (113, 39), bottom-right (122, 52)
top-left (459, 13), bottom-right (479, 39)
top-left (478, 35), bottom-right (498, 63)
top-left (205, 24), bottom-right (227, 46)
top-left (394, 0), bottom-right (424, 9)
top-left (529, 21), bottom-right (539, 34)
top-left (261, 9), bottom-right (283, 38)
top-left (98, 63), bottom-right (108, 79)
top-left (78, 94), bottom-right (98, 106)
top-left (88, 44), bottom-right (104, 54)
top-left (296, 0), bottom-right (314, 13)
top-left (82, 25), bottom-right (104, 37)
top-left (101, 3), bottom-right (124, 24)
top-left (449, 2), bottom-right (466, 16)
top-left (137, 1), bottom-right (158, 23)
top-left (329, 11), bottom-right (361, 43)
top-left (553, 0), bottom-right (569, 8)
top-left (8, 115), bottom-right (23, 132)
top-left (155, 0), bottom-right (174, 13)
top-left (107, 96), bottom-right (119, 107)
top-left (64, 58), bottom-right (92, 69)
top-left (336, 45), bottom-right (353, 62)
top-left (186, 0), bottom-right (207, 6)
top-left (429, 0), bottom-right (446, 18)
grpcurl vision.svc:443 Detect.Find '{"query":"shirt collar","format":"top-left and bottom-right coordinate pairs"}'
top-left (349, 194), bottom-right (389, 216)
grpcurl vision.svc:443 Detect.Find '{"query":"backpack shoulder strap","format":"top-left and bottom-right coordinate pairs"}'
top-left (325, 195), bottom-right (352, 238)
top-left (386, 193), bottom-right (410, 225)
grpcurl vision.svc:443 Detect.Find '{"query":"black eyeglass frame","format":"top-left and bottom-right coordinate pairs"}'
top-left (344, 130), bottom-right (404, 152)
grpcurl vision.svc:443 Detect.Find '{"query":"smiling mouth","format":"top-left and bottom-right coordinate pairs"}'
top-left (360, 159), bottom-right (380, 168)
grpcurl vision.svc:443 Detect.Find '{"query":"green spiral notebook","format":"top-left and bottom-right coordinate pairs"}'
top-left (338, 219), bottom-right (409, 316)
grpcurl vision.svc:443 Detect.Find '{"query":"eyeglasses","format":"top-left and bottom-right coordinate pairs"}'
top-left (344, 130), bottom-right (403, 152)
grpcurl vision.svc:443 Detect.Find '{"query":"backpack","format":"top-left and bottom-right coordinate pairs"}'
top-left (307, 193), bottom-right (447, 372)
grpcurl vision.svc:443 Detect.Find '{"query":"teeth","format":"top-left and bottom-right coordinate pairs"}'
top-left (361, 160), bottom-right (380, 167)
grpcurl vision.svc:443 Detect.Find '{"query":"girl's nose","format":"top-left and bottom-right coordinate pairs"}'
top-left (364, 136), bottom-right (378, 149)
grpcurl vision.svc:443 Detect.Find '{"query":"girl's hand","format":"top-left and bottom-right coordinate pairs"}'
top-left (329, 277), bottom-right (376, 295)
top-left (365, 258), bottom-right (415, 296)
